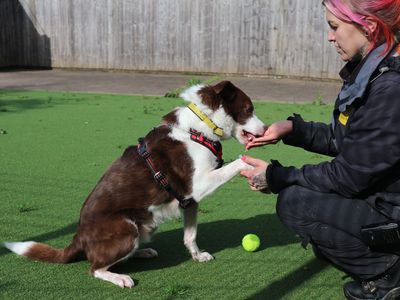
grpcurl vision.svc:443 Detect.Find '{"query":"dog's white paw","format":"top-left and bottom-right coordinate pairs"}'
top-left (133, 248), bottom-right (158, 258)
top-left (114, 274), bottom-right (135, 288)
top-left (94, 270), bottom-right (135, 288)
top-left (237, 158), bottom-right (254, 171)
top-left (192, 251), bottom-right (214, 262)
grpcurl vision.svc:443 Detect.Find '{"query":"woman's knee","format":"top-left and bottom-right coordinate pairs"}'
top-left (276, 185), bottom-right (309, 225)
top-left (277, 186), bottom-right (296, 221)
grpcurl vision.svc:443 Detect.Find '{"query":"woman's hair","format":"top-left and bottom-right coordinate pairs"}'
top-left (322, 0), bottom-right (400, 54)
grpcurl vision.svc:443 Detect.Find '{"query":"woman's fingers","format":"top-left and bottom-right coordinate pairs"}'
top-left (241, 155), bottom-right (265, 167)
top-left (246, 139), bottom-right (279, 150)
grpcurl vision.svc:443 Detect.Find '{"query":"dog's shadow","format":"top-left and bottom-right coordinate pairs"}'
top-left (115, 213), bottom-right (299, 274)
top-left (2, 213), bottom-right (329, 298)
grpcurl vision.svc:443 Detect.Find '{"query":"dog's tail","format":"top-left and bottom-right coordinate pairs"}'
top-left (3, 240), bottom-right (82, 264)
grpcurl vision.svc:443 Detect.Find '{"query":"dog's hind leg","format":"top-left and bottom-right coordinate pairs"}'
top-left (83, 217), bottom-right (140, 288)
top-left (183, 202), bottom-right (214, 262)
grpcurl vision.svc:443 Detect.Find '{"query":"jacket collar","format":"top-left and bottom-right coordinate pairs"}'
top-left (336, 43), bottom-right (395, 112)
top-left (339, 56), bottom-right (365, 84)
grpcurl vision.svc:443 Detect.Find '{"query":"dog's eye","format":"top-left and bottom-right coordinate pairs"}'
top-left (246, 106), bottom-right (254, 114)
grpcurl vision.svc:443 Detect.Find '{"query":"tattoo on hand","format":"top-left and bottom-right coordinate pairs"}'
top-left (252, 173), bottom-right (270, 193)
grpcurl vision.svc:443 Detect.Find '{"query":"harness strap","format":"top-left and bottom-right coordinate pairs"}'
top-left (137, 138), bottom-right (196, 209)
top-left (189, 128), bottom-right (224, 168)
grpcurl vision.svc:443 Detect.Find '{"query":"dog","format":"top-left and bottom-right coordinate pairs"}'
top-left (4, 81), bottom-right (265, 288)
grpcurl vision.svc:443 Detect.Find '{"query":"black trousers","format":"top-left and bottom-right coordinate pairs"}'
top-left (276, 185), bottom-right (399, 280)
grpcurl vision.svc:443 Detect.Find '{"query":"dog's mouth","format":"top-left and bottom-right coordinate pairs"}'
top-left (242, 130), bottom-right (258, 142)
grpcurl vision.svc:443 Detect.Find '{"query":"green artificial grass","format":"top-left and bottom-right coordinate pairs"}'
top-left (0, 90), bottom-right (347, 299)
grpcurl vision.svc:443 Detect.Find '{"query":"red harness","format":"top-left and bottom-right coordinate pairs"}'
top-left (137, 137), bottom-right (195, 209)
top-left (189, 128), bottom-right (224, 168)
top-left (137, 129), bottom-right (224, 209)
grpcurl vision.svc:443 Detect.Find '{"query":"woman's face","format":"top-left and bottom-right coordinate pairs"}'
top-left (325, 9), bottom-right (371, 62)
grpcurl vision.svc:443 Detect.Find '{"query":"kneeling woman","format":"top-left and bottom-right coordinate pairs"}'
top-left (241, 0), bottom-right (400, 299)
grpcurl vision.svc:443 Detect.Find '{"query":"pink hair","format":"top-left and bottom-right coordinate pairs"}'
top-left (323, 0), bottom-right (400, 55)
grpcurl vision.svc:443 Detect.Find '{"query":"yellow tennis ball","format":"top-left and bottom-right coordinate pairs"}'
top-left (242, 234), bottom-right (260, 252)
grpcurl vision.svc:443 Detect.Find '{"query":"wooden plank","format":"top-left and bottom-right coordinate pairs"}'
top-left (5, 0), bottom-right (344, 79)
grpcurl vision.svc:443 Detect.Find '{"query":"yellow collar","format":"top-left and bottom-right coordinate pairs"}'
top-left (187, 102), bottom-right (224, 137)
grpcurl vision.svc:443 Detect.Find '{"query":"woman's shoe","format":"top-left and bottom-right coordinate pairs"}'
top-left (344, 280), bottom-right (400, 299)
top-left (343, 259), bottom-right (400, 300)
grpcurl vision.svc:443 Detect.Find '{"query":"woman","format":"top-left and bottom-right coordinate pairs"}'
top-left (240, 0), bottom-right (400, 299)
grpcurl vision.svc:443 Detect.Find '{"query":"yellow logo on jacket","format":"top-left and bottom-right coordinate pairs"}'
top-left (338, 108), bottom-right (352, 125)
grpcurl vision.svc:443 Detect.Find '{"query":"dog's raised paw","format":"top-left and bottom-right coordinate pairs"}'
top-left (193, 251), bottom-right (214, 262)
top-left (236, 158), bottom-right (254, 171)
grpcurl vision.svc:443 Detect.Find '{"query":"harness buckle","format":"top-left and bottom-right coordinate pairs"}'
top-left (154, 171), bottom-right (168, 187)
top-left (154, 171), bottom-right (164, 180)
top-left (142, 150), bottom-right (151, 159)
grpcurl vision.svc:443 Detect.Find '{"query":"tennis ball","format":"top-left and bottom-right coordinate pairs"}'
top-left (242, 234), bottom-right (260, 252)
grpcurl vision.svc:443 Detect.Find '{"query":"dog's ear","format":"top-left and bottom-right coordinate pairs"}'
top-left (198, 86), bottom-right (221, 110)
top-left (213, 81), bottom-right (237, 103)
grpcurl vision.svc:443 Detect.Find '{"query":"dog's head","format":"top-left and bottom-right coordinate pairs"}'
top-left (178, 81), bottom-right (265, 144)
top-left (212, 81), bottom-right (265, 144)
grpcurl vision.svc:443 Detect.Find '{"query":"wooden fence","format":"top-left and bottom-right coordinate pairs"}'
top-left (0, 1), bottom-right (18, 67)
top-left (1, 0), bottom-right (344, 79)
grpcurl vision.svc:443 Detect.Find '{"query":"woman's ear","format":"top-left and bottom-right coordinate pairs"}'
top-left (363, 17), bottom-right (378, 37)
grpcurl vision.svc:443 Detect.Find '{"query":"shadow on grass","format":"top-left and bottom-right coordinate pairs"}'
top-left (116, 213), bottom-right (298, 273)
top-left (0, 222), bottom-right (78, 257)
top-left (1, 214), bottom-right (292, 263)
top-left (0, 98), bottom-right (52, 113)
top-left (248, 258), bottom-right (328, 300)
top-left (24, 222), bottom-right (78, 243)
top-left (0, 280), bottom-right (14, 299)
top-left (0, 91), bottom-right (103, 114)
top-left (0, 280), bottom-right (15, 289)
top-left (1, 214), bottom-right (326, 298)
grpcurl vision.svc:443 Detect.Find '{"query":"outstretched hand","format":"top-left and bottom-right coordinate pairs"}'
top-left (240, 156), bottom-right (270, 193)
top-left (245, 120), bottom-right (293, 150)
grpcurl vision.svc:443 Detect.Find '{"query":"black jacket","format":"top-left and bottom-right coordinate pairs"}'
top-left (267, 43), bottom-right (400, 220)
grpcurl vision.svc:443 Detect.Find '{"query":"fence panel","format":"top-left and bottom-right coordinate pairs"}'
top-left (4, 0), bottom-right (344, 79)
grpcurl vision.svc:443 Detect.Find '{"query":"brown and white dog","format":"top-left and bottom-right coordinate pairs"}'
top-left (4, 81), bottom-right (265, 288)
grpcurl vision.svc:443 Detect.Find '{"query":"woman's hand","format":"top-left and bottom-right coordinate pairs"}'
top-left (246, 120), bottom-right (293, 150)
top-left (240, 156), bottom-right (270, 193)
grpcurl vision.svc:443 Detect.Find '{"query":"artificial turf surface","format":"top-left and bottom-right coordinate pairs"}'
top-left (0, 90), bottom-right (348, 299)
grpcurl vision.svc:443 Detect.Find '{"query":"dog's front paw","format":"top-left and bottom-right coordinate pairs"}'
top-left (192, 251), bottom-right (214, 262)
top-left (237, 158), bottom-right (254, 171)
